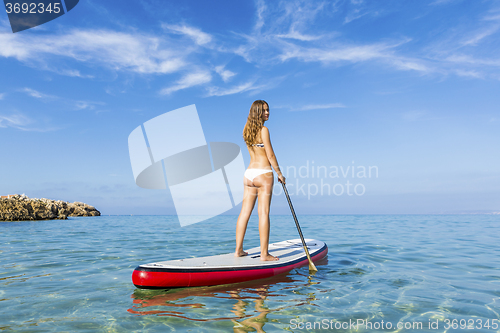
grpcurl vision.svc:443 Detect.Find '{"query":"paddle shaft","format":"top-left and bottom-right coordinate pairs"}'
top-left (281, 182), bottom-right (318, 272)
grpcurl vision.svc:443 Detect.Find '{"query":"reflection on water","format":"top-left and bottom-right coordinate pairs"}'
top-left (128, 258), bottom-right (329, 332)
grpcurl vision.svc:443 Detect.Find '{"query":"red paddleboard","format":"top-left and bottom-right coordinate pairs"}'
top-left (132, 239), bottom-right (328, 289)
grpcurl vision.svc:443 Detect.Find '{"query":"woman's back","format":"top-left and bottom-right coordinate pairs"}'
top-left (247, 131), bottom-right (272, 169)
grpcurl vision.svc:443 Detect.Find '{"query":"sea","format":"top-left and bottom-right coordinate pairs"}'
top-left (1, 215), bottom-right (499, 332)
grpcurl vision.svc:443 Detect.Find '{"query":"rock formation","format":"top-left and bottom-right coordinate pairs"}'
top-left (0, 194), bottom-right (100, 221)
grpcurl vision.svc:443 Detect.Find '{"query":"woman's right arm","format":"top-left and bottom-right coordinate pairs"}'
top-left (261, 126), bottom-right (286, 184)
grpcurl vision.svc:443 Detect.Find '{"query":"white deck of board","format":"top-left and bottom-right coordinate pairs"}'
top-left (140, 239), bottom-right (325, 270)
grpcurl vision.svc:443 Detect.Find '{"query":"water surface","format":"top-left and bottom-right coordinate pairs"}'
top-left (1, 215), bottom-right (499, 332)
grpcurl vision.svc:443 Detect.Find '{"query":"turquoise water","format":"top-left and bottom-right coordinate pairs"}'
top-left (1, 215), bottom-right (499, 332)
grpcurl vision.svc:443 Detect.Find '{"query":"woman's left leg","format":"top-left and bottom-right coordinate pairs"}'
top-left (254, 172), bottom-right (278, 261)
top-left (235, 180), bottom-right (258, 257)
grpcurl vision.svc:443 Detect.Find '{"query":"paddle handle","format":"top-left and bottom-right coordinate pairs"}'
top-left (281, 182), bottom-right (318, 272)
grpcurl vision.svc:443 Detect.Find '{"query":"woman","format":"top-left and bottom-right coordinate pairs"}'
top-left (235, 100), bottom-right (286, 261)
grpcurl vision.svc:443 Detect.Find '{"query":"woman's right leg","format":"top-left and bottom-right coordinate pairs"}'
top-left (235, 180), bottom-right (258, 257)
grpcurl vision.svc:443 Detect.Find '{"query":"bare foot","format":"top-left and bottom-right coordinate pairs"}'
top-left (260, 253), bottom-right (279, 261)
top-left (235, 250), bottom-right (248, 257)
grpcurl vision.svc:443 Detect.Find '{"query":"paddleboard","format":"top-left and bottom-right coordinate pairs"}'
top-left (132, 239), bottom-right (328, 289)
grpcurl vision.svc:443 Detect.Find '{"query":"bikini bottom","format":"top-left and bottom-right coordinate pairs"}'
top-left (244, 168), bottom-right (273, 182)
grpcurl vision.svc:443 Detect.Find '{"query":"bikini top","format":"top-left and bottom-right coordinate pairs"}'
top-left (252, 143), bottom-right (265, 148)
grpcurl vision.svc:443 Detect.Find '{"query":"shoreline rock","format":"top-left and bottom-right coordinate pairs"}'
top-left (0, 194), bottom-right (101, 221)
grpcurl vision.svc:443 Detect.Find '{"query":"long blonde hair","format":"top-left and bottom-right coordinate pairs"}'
top-left (243, 100), bottom-right (268, 147)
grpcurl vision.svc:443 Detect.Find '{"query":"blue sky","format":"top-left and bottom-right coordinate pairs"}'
top-left (0, 0), bottom-right (499, 216)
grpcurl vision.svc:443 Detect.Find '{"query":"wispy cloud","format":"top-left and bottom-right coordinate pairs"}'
top-left (443, 54), bottom-right (500, 67)
top-left (206, 75), bottom-right (285, 97)
top-left (275, 30), bottom-right (323, 41)
top-left (235, 0), bottom-right (500, 80)
top-left (429, 0), bottom-right (457, 5)
top-left (214, 65), bottom-right (236, 82)
top-left (19, 88), bottom-right (105, 111)
top-left (389, 57), bottom-right (432, 73)
top-left (0, 29), bottom-right (186, 75)
top-left (0, 113), bottom-right (32, 129)
top-left (254, 0), bottom-right (267, 33)
top-left (279, 42), bottom-right (389, 63)
top-left (419, 4), bottom-right (500, 79)
top-left (206, 80), bottom-right (259, 97)
top-left (74, 100), bottom-right (106, 110)
top-left (162, 24), bottom-right (212, 45)
top-left (454, 69), bottom-right (483, 78)
top-left (484, 13), bottom-right (500, 21)
top-left (290, 103), bottom-right (346, 111)
top-left (277, 39), bottom-right (432, 76)
top-left (21, 88), bottom-right (57, 100)
top-left (0, 92), bottom-right (5, 100)
top-left (1, 0), bottom-right (499, 99)
top-left (344, 9), bottom-right (370, 24)
top-left (461, 25), bottom-right (500, 46)
top-left (225, 2), bottom-right (433, 76)
top-left (0, 112), bottom-right (58, 132)
top-left (160, 71), bottom-right (212, 95)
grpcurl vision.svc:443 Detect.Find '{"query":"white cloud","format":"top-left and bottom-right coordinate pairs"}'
top-left (0, 93), bottom-right (5, 100)
top-left (254, 0), bottom-right (267, 32)
top-left (275, 29), bottom-right (323, 41)
top-left (206, 75), bottom-right (285, 97)
top-left (162, 24), bottom-right (212, 45)
top-left (0, 113), bottom-right (56, 131)
top-left (160, 71), bottom-right (212, 95)
top-left (484, 13), bottom-right (500, 21)
top-left (229, 0), bottom-right (500, 80)
top-left (279, 41), bottom-right (399, 64)
top-left (74, 101), bottom-right (106, 110)
top-left (389, 58), bottom-right (432, 73)
top-left (19, 88), bottom-right (105, 110)
top-left (444, 54), bottom-right (500, 67)
top-left (54, 68), bottom-right (93, 78)
top-left (0, 113), bottom-right (32, 129)
top-left (214, 65), bottom-right (236, 82)
top-left (1, 0), bottom-right (498, 99)
top-left (206, 80), bottom-right (260, 97)
top-left (344, 10), bottom-right (370, 24)
top-left (21, 88), bottom-right (54, 99)
top-left (0, 29), bottom-right (186, 75)
top-left (291, 103), bottom-right (346, 111)
top-left (461, 25), bottom-right (500, 46)
top-left (454, 69), bottom-right (483, 78)
top-left (429, 0), bottom-right (457, 5)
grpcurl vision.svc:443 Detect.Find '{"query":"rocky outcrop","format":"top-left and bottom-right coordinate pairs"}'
top-left (0, 194), bottom-right (100, 221)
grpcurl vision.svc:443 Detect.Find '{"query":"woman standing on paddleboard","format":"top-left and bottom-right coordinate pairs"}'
top-left (235, 100), bottom-right (286, 261)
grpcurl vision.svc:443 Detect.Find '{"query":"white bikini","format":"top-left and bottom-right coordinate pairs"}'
top-left (244, 143), bottom-right (273, 182)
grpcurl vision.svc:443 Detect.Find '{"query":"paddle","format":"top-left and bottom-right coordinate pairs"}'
top-left (281, 182), bottom-right (318, 272)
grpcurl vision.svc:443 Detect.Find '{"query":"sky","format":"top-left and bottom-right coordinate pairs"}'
top-left (0, 0), bottom-right (499, 217)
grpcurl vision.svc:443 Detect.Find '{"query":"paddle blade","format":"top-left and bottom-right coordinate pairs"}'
top-left (308, 261), bottom-right (318, 272)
